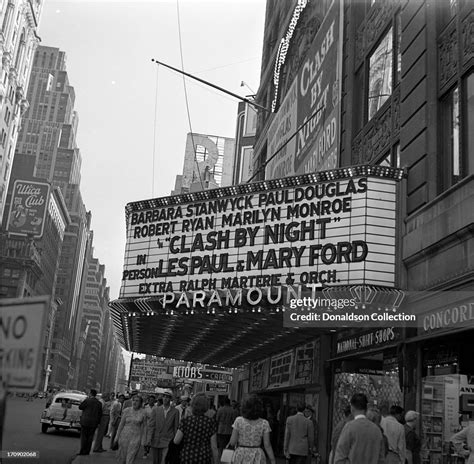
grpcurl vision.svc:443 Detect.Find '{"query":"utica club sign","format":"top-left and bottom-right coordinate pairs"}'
top-left (119, 167), bottom-right (402, 304)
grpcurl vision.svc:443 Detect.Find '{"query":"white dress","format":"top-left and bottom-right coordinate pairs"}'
top-left (232, 416), bottom-right (271, 464)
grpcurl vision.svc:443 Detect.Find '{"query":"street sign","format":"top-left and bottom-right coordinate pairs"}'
top-left (0, 297), bottom-right (49, 391)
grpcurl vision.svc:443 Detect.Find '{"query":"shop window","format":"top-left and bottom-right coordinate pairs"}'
top-left (332, 352), bottom-right (402, 432)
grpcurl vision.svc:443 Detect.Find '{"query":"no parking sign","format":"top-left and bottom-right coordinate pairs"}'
top-left (0, 297), bottom-right (48, 392)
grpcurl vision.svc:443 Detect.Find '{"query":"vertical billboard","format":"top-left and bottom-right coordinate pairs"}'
top-left (6, 180), bottom-right (50, 238)
top-left (266, 0), bottom-right (342, 178)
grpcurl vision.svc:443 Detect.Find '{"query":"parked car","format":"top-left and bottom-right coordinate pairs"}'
top-left (40, 391), bottom-right (87, 433)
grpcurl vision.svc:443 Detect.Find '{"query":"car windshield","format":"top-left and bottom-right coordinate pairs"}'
top-left (53, 397), bottom-right (82, 406)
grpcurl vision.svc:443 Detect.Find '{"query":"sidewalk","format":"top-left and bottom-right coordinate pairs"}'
top-left (70, 441), bottom-right (289, 464)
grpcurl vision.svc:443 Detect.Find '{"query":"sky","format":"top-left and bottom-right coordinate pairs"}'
top-left (38, 0), bottom-right (267, 303)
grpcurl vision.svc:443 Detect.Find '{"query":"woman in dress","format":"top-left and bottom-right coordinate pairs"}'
top-left (173, 394), bottom-right (219, 464)
top-left (228, 395), bottom-right (276, 464)
top-left (113, 395), bottom-right (147, 464)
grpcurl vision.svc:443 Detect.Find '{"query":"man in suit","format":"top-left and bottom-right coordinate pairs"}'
top-left (334, 393), bottom-right (385, 464)
top-left (284, 402), bottom-right (315, 464)
top-left (381, 405), bottom-right (406, 464)
top-left (147, 389), bottom-right (179, 464)
top-left (78, 389), bottom-right (103, 455)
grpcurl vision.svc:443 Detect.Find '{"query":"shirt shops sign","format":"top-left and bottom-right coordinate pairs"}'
top-left (120, 168), bottom-right (401, 306)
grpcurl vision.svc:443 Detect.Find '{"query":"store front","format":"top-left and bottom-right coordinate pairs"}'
top-left (247, 337), bottom-right (330, 459)
top-left (409, 293), bottom-right (474, 464)
top-left (329, 327), bottom-right (404, 442)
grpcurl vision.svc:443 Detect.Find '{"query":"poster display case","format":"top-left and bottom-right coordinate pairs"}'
top-left (421, 375), bottom-right (470, 464)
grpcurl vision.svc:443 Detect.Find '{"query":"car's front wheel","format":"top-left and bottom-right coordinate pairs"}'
top-left (41, 424), bottom-right (48, 433)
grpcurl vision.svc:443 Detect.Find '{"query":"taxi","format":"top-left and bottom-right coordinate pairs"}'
top-left (40, 391), bottom-right (87, 433)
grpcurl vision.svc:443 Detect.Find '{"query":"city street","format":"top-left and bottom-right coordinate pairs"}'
top-left (3, 396), bottom-right (82, 464)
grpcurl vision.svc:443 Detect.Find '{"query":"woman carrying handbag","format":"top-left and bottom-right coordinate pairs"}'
top-left (226, 395), bottom-right (276, 464)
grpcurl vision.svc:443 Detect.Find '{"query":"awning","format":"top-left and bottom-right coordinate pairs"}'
top-left (109, 297), bottom-right (324, 368)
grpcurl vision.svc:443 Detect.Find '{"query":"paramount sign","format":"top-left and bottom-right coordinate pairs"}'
top-left (120, 168), bottom-right (402, 306)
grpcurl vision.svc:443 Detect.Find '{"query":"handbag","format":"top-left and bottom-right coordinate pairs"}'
top-left (220, 448), bottom-right (235, 463)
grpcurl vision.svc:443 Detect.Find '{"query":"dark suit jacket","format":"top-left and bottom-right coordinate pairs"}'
top-left (334, 417), bottom-right (385, 464)
top-left (284, 412), bottom-right (314, 456)
top-left (79, 397), bottom-right (103, 428)
top-left (147, 405), bottom-right (180, 448)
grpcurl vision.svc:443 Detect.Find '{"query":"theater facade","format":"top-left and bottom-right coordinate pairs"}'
top-left (110, 0), bottom-right (474, 462)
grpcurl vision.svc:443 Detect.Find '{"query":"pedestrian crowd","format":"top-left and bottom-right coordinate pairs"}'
top-left (75, 389), bottom-right (273, 464)
top-left (39, 384), bottom-right (474, 464)
top-left (76, 388), bottom-right (474, 464)
top-left (330, 393), bottom-right (421, 464)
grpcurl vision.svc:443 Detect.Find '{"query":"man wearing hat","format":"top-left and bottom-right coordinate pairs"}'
top-left (404, 411), bottom-right (421, 464)
top-left (147, 389), bottom-right (179, 464)
top-left (177, 396), bottom-right (191, 421)
top-left (122, 390), bottom-right (138, 410)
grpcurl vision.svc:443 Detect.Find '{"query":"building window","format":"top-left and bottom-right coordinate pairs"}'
top-left (440, 72), bottom-right (473, 191)
top-left (441, 87), bottom-right (459, 188)
top-left (377, 152), bottom-right (392, 167)
top-left (368, 28), bottom-right (393, 121)
top-left (464, 73), bottom-right (474, 179)
top-left (376, 143), bottom-right (400, 167)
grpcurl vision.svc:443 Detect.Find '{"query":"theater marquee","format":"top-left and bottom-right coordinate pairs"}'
top-left (119, 166), bottom-right (403, 305)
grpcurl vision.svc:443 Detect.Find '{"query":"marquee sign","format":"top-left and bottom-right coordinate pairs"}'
top-left (120, 167), bottom-right (402, 306)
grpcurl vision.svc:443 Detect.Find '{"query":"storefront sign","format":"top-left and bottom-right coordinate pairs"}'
top-left (421, 301), bottom-right (474, 333)
top-left (120, 171), bottom-right (399, 301)
top-left (268, 349), bottom-right (294, 389)
top-left (205, 383), bottom-right (229, 394)
top-left (6, 180), bottom-right (50, 238)
top-left (201, 369), bottom-right (233, 383)
top-left (267, 0), bottom-right (342, 177)
top-left (250, 358), bottom-right (270, 392)
top-left (336, 327), bottom-right (400, 355)
top-left (173, 365), bottom-right (202, 380)
top-left (0, 297), bottom-right (48, 391)
top-left (130, 357), bottom-right (176, 385)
